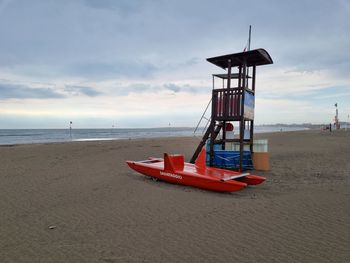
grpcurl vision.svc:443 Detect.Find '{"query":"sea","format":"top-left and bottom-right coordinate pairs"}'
top-left (0, 126), bottom-right (308, 145)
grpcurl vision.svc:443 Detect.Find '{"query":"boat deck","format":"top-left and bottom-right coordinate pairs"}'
top-left (136, 159), bottom-right (244, 181)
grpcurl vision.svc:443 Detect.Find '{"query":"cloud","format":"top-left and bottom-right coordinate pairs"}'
top-left (164, 83), bottom-right (181, 93)
top-left (163, 83), bottom-right (211, 94)
top-left (64, 85), bottom-right (103, 97)
top-left (0, 0), bottom-right (12, 14)
top-left (0, 83), bottom-right (65, 99)
top-left (110, 82), bottom-right (210, 96)
top-left (82, 0), bottom-right (142, 13)
top-left (65, 61), bottom-right (158, 80)
top-left (2, 0), bottom-right (347, 82)
top-left (0, 0), bottom-right (349, 127)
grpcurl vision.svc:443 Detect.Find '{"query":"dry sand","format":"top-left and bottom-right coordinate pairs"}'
top-left (0, 130), bottom-right (349, 262)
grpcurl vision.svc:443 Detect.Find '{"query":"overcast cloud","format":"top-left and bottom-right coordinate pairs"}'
top-left (0, 0), bottom-right (349, 128)
top-left (0, 83), bottom-right (64, 99)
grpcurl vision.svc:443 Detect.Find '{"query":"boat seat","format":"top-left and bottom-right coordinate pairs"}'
top-left (164, 153), bottom-right (184, 172)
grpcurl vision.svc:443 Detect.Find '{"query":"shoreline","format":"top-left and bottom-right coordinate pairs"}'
top-left (0, 128), bottom-right (312, 147)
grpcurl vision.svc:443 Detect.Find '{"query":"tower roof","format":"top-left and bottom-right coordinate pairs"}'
top-left (207, 48), bottom-right (273, 69)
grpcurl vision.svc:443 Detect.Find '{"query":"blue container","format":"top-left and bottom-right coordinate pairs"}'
top-left (205, 140), bottom-right (222, 163)
top-left (212, 150), bottom-right (253, 169)
top-left (205, 140), bottom-right (253, 169)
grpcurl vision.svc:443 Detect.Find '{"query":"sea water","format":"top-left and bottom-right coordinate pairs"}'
top-left (0, 126), bottom-right (308, 145)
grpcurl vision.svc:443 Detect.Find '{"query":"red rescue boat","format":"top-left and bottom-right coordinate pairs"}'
top-left (126, 148), bottom-right (265, 192)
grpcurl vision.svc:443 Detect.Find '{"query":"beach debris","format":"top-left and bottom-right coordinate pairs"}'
top-left (48, 225), bottom-right (57, 230)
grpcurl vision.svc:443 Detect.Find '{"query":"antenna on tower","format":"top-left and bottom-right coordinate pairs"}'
top-left (245, 25), bottom-right (252, 88)
top-left (243, 25), bottom-right (252, 52)
top-left (248, 25), bottom-right (252, 51)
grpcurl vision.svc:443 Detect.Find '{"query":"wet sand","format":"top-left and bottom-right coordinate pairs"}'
top-left (0, 130), bottom-right (349, 262)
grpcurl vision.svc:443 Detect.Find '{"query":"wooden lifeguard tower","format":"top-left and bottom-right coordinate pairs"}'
top-left (190, 49), bottom-right (273, 171)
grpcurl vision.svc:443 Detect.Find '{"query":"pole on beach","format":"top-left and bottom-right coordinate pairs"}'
top-left (334, 103), bottom-right (339, 130)
top-left (69, 121), bottom-right (72, 140)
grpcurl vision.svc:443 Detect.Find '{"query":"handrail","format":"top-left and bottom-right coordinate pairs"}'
top-left (193, 98), bottom-right (212, 134)
top-left (202, 116), bottom-right (211, 134)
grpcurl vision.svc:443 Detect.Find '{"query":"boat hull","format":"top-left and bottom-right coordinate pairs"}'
top-left (126, 161), bottom-right (247, 192)
top-left (126, 148), bottom-right (265, 193)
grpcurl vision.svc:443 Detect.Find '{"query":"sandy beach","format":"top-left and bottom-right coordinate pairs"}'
top-left (0, 130), bottom-right (349, 262)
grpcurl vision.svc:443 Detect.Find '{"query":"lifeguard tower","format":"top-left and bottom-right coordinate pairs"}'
top-left (190, 49), bottom-right (273, 171)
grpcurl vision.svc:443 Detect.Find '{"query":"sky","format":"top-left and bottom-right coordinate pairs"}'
top-left (0, 0), bottom-right (349, 128)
